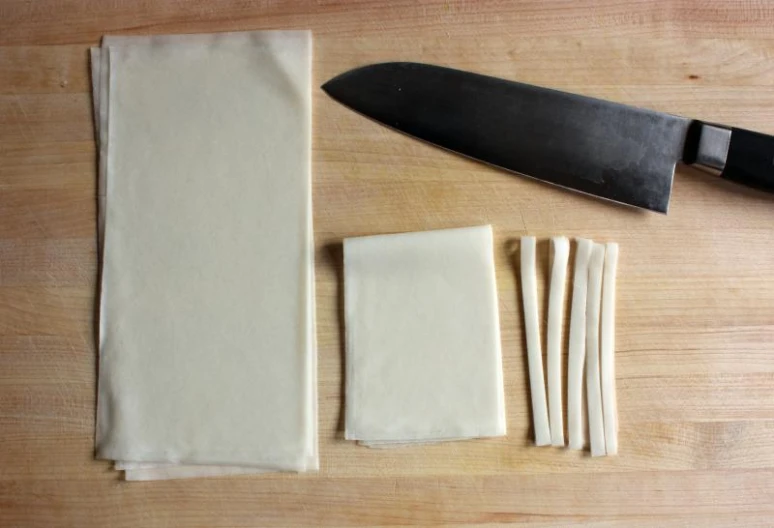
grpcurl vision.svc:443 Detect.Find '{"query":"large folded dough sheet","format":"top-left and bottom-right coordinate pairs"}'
top-left (343, 225), bottom-right (506, 446)
top-left (91, 31), bottom-right (317, 477)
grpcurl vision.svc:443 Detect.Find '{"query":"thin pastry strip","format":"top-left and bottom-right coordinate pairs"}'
top-left (601, 242), bottom-right (619, 455)
top-left (585, 243), bottom-right (606, 457)
top-left (520, 236), bottom-right (551, 446)
top-left (547, 237), bottom-right (570, 446)
top-left (567, 238), bottom-right (593, 450)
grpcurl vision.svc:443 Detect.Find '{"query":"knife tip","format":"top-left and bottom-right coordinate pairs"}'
top-left (320, 74), bottom-right (345, 98)
top-left (320, 62), bottom-right (425, 97)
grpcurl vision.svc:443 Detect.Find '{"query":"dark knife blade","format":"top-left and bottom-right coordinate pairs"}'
top-left (322, 62), bottom-right (692, 213)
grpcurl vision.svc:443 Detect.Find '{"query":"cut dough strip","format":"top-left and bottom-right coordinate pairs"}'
top-left (547, 237), bottom-right (570, 447)
top-left (520, 236), bottom-right (551, 446)
top-left (585, 243), bottom-right (606, 457)
top-left (567, 238), bottom-right (593, 450)
top-left (601, 242), bottom-right (619, 455)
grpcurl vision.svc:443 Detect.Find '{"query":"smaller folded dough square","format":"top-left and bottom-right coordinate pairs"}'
top-left (344, 225), bottom-right (506, 444)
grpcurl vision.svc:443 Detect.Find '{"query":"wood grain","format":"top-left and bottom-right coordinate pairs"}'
top-left (2, 0), bottom-right (774, 526)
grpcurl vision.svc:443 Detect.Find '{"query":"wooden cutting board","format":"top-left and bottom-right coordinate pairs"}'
top-left (2, 1), bottom-right (774, 526)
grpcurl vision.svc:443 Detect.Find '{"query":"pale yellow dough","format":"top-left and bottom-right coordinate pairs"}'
top-left (92, 31), bottom-right (317, 478)
top-left (343, 226), bottom-right (506, 446)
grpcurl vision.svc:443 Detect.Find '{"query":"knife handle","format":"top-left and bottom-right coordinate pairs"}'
top-left (721, 128), bottom-right (774, 192)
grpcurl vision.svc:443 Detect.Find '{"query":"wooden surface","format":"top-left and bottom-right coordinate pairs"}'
top-left (2, 0), bottom-right (774, 526)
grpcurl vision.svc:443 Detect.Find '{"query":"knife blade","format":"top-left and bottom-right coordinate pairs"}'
top-left (322, 62), bottom-right (774, 213)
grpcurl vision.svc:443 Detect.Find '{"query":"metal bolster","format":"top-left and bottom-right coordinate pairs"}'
top-left (693, 122), bottom-right (732, 175)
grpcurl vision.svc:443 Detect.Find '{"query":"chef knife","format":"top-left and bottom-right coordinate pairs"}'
top-left (322, 62), bottom-right (774, 213)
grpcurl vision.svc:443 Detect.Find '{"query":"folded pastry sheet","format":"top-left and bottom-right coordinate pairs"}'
top-left (343, 226), bottom-right (507, 447)
top-left (91, 30), bottom-right (317, 479)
